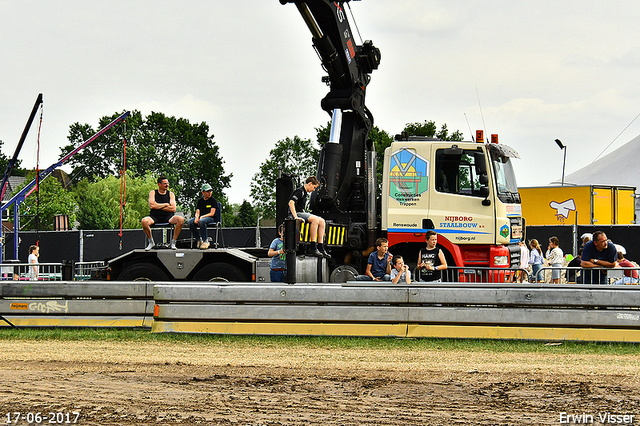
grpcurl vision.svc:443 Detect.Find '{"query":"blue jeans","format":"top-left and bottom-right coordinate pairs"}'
top-left (187, 216), bottom-right (217, 241)
top-left (270, 269), bottom-right (285, 282)
top-left (356, 274), bottom-right (391, 281)
top-left (531, 263), bottom-right (543, 281)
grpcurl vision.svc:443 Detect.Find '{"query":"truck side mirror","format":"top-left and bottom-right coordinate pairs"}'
top-left (479, 182), bottom-right (490, 206)
top-left (474, 153), bottom-right (487, 175)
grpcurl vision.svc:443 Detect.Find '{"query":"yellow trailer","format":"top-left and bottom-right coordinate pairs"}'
top-left (519, 185), bottom-right (636, 226)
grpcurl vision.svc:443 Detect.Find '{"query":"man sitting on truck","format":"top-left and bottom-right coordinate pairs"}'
top-left (186, 183), bottom-right (218, 250)
top-left (287, 176), bottom-right (330, 258)
top-left (141, 176), bottom-right (184, 250)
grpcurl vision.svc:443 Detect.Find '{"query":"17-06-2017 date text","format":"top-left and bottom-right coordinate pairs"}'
top-left (4, 411), bottom-right (80, 424)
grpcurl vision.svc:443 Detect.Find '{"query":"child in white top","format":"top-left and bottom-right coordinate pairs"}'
top-left (390, 255), bottom-right (411, 284)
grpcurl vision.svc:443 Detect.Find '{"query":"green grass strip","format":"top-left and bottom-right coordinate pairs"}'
top-left (0, 328), bottom-right (638, 355)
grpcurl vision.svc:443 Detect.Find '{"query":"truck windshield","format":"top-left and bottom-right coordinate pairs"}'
top-left (491, 152), bottom-right (520, 204)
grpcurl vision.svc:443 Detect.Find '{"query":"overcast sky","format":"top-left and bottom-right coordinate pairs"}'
top-left (2, 1), bottom-right (640, 205)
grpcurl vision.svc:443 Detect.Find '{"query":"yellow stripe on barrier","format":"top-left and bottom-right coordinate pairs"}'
top-left (0, 317), bottom-right (152, 328)
top-left (152, 321), bottom-right (407, 337)
top-left (406, 324), bottom-right (640, 342)
top-left (151, 321), bottom-right (640, 342)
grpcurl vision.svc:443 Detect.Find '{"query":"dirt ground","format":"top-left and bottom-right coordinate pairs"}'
top-left (1, 339), bottom-right (639, 425)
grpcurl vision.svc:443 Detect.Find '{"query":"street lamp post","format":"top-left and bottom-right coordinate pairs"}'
top-left (555, 139), bottom-right (566, 186)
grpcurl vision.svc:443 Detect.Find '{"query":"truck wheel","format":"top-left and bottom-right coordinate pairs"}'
top-left (118, 263), bottom-right (170, 281)
top-left (193, 263), bottom-right (245, 282)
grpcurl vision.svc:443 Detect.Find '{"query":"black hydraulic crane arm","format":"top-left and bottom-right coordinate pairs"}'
top-left (279, 1), bottom-right (380, 224)
top-left (279, 0), bottom-right (380, 121)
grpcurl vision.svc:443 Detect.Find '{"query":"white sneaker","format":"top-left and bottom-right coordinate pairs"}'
top-left (170, 240), bottom-right (177, 250)
top-left (200, 241), bottom-right (210, 250)
top-left (145, 241), bottom-right (155, 251)
top-left (196, 240), bottom-right (202, 249)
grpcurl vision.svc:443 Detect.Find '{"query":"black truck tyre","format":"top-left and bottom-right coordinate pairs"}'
top-left (192, 262), bottom-right (245, 282)
top-left (118, 263), bottom-right (170, 281)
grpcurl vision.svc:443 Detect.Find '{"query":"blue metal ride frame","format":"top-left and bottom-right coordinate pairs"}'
top-left (1, 110), bottom-right (131, 260)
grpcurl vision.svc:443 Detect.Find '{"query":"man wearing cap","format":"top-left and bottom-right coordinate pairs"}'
top-left (580, 230), bottom-right (617, 284)
top-left (187, 183), bottom-right (218, 249)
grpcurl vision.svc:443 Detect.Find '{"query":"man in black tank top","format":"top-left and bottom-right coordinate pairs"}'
top-left (141, 176), bottom-right (184, 250)
top-left (417, 230), bottom-right (448, 282)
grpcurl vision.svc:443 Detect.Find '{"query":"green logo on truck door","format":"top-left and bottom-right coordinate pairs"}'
top-left (389, 148), bottom-right (429, 206)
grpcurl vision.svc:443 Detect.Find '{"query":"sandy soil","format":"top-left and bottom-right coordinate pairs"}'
top-left (1, 339), bottom-right (639, 425)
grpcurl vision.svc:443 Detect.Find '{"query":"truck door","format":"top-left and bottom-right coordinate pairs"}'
top-left (429, 144), bottom-right (496, 245)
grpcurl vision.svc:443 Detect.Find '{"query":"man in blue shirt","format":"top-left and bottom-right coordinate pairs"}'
top-left (268, 224), bottom-right (286, 282)
top-left (356, 237), bottom-right (392, 281)
top-left (580, 231), bottom-right (617, 284)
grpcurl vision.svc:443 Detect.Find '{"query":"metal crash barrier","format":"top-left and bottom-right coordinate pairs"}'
top-left (0, 281), bottom-right (156, 328)
top-left (152, 282), bottom-right (640, 342)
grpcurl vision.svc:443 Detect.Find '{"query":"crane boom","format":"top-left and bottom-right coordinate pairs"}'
top-left (279, 1), bottom-right (380, 246)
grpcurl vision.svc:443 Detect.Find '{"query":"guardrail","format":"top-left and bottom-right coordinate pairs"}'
top-left (0, 281), bottom-right (156, 328)
top-left (533, 266), bottom-right (640, 285)
top-left (152, 282), bottom-right (640, 342)
top-left (75, 261), bottom-right (106, 280)
top-left (0, 262), bottom-right (63, 281)
top-left (437, 266), bottom-right (640, 285)
top-left (0, 261), bottom-right (106, 282)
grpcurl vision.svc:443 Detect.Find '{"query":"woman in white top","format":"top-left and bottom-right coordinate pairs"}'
top-left (545, 236), bottom-right (564, 284)
top-left (28, 245), bottom-right (39, 280)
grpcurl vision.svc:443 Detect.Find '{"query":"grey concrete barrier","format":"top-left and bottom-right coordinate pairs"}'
top-left (152, 282), bottom-right (640, 342)
top-left (0, 281), bottom-right (163, 328)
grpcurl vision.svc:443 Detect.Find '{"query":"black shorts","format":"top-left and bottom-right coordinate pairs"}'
top-left (150, 211), bottom-right (173, 224)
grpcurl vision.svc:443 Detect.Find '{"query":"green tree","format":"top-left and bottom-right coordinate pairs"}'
top-left (403, 120), bottom-right (464, 141)
top-left (60, 110), bottom-right (232, 209)
top-left (0, 140), bottom-right (25, 178)
top-left (236, 200), bottom-right (258, 227)
top-left (74, 173), bottom-right (158, 230)
top-left (13, 173), bottom-right (78, 231)
top-left (250, 136), bottom-right (319, 220)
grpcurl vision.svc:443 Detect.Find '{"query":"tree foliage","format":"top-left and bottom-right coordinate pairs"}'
top-left (236, 200), bottom-right (258, 227)
top-left (73, 173), bottom-right (158, 230)
top-left (403, 120), bottom-right (464, 141)
top-left (59, 110), bottom-right (232, 209)
top-left (0, 140), bottom-right (25, 177)
top-left (250, 136), bottom-right (319, 220)
top-left (13, 173), bottom-right (78, 231)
